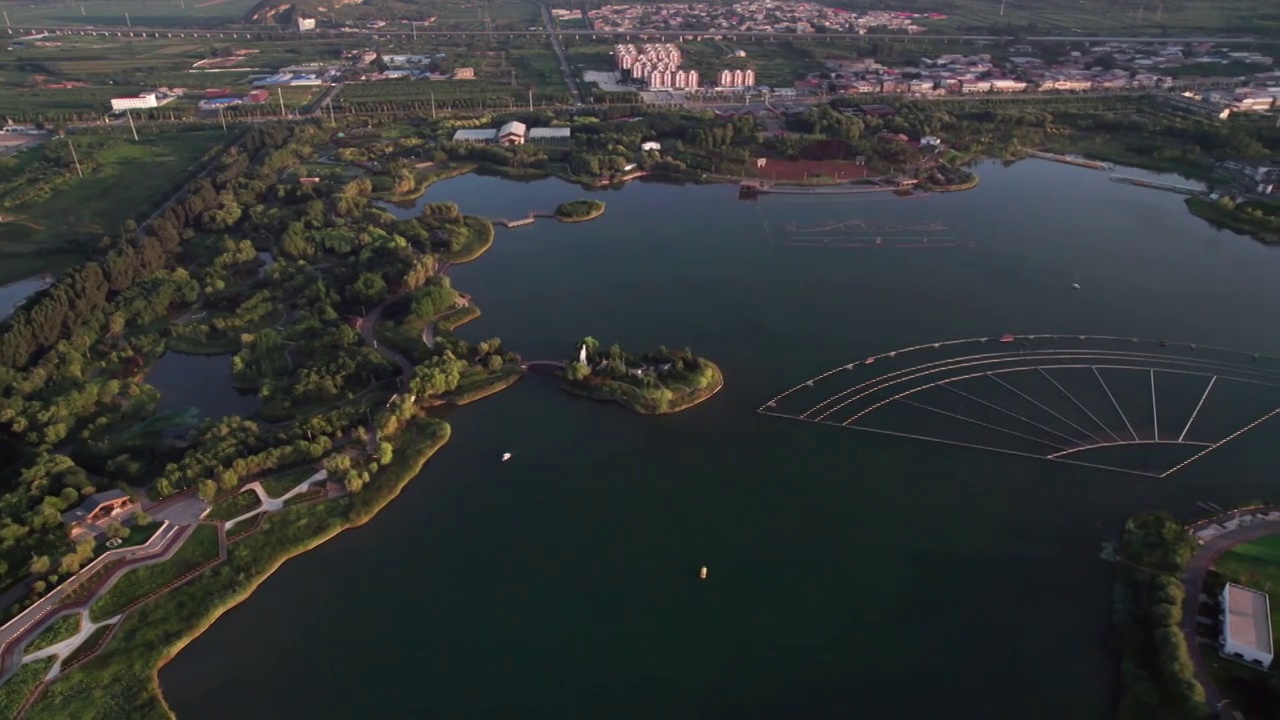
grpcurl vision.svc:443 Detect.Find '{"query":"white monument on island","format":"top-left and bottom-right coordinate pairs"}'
top-left (578, 344), bottom-right (589, 366)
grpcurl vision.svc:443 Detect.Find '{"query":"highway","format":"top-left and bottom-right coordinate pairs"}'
top-left (3, 25), bottom-right (1275, 44)
top-left (536, 2), bottom-right (582, 105)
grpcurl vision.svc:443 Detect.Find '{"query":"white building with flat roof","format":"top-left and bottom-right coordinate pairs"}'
top-left (1221, 583), bottom-right (1274, 669)
top-left (110, 93), bottom-right (159, 111)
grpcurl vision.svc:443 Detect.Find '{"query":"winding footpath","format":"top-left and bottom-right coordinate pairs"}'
top-left (0, 522), bottom-right (195, 684)
top-left (224, 470), bottom-right (330, 531)
top-left (1179, 506), bottom-right (1280, 713)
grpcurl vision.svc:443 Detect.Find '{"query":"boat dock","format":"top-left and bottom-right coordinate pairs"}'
top-left (1110, 175), bottom-right (1205, 197)
top-left (1025, 151), bottom-right (1113, 171)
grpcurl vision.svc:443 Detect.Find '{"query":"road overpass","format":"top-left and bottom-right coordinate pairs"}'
top-left (3, 25), bottom-right (1274, 44)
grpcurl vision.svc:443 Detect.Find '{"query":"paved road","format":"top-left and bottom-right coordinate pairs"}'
top-left (537, 2), bottom-right (582, 105)
top-left (1179, 506), bottom-right (1280, 714)
top-left (361, 299), bottom-right (413, 387)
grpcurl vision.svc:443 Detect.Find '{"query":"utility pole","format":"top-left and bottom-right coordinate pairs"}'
top-left (3, 11), bottom-right (9, 27)
top-left (430, 91), bottom-right (436, 119)
top-left (529, 89), bottom-right (534, 112)
top-left (411, 21), bottom-right (416, 40)
top-left (218, 106), bottom-right (227, 133)
top-left (126, 110), bottom-right (138, 140)
top-left (277, 87), bottom-right (286, 117)
top-left (328, 99), bottom-right (336, 125)
top-left (125, 11), bottom-right (131, 27)
top-left (67, 139), bottom-right (83, 178)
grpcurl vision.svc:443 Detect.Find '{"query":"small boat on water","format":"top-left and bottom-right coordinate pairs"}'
top-left (699, 566), bottom-right (708, 580)
top-left (1071, 283), bottom-right (1081, 289)
top-left (999, 334), bottom-right (1015, 343)
top-left (501, 453), bottom-right (512, 462)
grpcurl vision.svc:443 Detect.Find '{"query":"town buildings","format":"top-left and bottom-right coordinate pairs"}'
top-left (589, 2), bottom-right (935, 34)
top-left (615, 44), bottom-right (698, 89)
top-left (1221, 583), bottom-right (1274, 670)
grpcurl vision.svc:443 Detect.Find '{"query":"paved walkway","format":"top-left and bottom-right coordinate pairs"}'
top-left (361, 300), bottom-right (413, 387)
top-left (0, 522), bottom-right (195, 683)
top-left (225, 470), bottom-right (329, 531)
top-left (23, 608), bottom-right (120, 680)
top-left (1179, 505), bottom-right (1280, 713)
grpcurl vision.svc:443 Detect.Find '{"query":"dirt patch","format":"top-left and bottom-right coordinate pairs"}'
top-left (748, 158), bottom-right (870, 183)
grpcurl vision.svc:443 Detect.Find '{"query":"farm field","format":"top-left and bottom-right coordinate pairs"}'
top-left (0, 0), bottom-right (260, 28)
top-left (895, 0), bottom-right (1277, 36)
top-left (0, 130), bottom-right (226, 285)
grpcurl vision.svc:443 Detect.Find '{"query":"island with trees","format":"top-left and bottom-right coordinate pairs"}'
top-left (559, 337), bottom-right (722, 414)
top-left (554, 200), bottom-right (606, 223)
top-left (1185, 196), bottom-right (1280, 243)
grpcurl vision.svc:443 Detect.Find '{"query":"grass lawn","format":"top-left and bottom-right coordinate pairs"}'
top-left (205, 490), bottom-right (263, 522)
top-left (92, 522), bottom-right (162, 558)
top-left (25, 614), bottom-right (80, 655)
top-left (0, 657), bottom-right (54, 718)
top-left (88, 524), bottom-right (221, 623)
top-left (0, 131), bottom-right (226, 285)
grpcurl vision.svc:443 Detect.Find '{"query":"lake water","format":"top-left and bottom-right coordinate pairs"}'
top-left (147, 352), bottom-right (261, 420)
top-left (0, 275), bottom-right (50, 321)
top-left (159, 161), bottom-right (1280, 719)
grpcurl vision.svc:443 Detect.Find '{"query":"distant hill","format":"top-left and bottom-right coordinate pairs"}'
top-left (242, 0), bottom-right (438, 25)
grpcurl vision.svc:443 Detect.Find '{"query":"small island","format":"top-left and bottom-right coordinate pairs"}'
top-left (554, 200), bottom-right (606, 223)
top-left (559, 337), bottom-right (722, 414)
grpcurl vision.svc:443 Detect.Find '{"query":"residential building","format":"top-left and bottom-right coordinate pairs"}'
top-left (1221, 583), bottom-right (1274, 669)
top-left (717, 68), bottom-right (756, 89)
top-left (110, 93), bottom-right (159, 111)
top-left (296, 16), bottom-right (316, 31)
top-left (453, 67), bottom-right (475, 80)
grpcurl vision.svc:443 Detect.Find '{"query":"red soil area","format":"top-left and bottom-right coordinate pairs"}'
top-left (748, 158), bottom-right (870, 183)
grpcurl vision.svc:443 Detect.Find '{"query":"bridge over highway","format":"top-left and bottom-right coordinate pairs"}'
top-left (3, 26), bottom-right (1273, 44)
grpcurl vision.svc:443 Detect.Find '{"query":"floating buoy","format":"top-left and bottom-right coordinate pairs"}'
top-left (699, 566), bottom-right (708, 580)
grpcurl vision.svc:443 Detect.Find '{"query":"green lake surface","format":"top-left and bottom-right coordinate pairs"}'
top-left (158, 160), bottom-right (1280, 719)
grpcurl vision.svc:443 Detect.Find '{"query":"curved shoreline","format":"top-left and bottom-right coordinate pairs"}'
top-left (151, 422), bottom-right (453, 718)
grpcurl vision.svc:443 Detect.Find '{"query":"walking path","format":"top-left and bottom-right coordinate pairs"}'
top-left (224, 469), bottom-right (329, 531)
top-left (23, 608), bottom-right (120, 680)
top-left (0, 522), bottom-right (195, 683)
top-left (1180, 505), bottom-right (1280, 713)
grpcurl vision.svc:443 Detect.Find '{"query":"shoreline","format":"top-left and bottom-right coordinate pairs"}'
top-left (150, 420), bottom-right (453, 718)
top-left (555, 209), bottom-right (606, 223)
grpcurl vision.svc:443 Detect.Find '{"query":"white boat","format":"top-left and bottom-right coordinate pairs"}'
top-left (501, 452), bottom-right (512, 462)
top-left (1071, 283), bottom-right (1081, 289)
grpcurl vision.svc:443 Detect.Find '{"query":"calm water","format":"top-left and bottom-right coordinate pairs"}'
top-left (0, 275), bottom-right (49, 321)
top-left (160, 161), bottom-right (1280, 720)
top-left (147, 352), bottom-right (261, 420)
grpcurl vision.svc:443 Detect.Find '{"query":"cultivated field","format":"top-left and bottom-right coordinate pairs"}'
top-left (0, 0), bottom-right (260, 28)
top-left (0, 131), bottom-right (226, 284)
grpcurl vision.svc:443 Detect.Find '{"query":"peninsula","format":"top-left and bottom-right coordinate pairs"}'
top-left (560, 337), bottom-right (723, 414)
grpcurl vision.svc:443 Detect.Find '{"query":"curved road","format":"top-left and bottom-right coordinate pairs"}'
top-left (1180, 507), bottom-right (1280, 713)
top-left (360, 300), bottom-right (413, 387)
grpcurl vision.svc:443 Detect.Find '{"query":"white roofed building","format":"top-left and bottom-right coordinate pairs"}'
top-left (1221, 583), bottom-right (1274, 669)
top-left (452, 129), bottom-right (498, 143)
